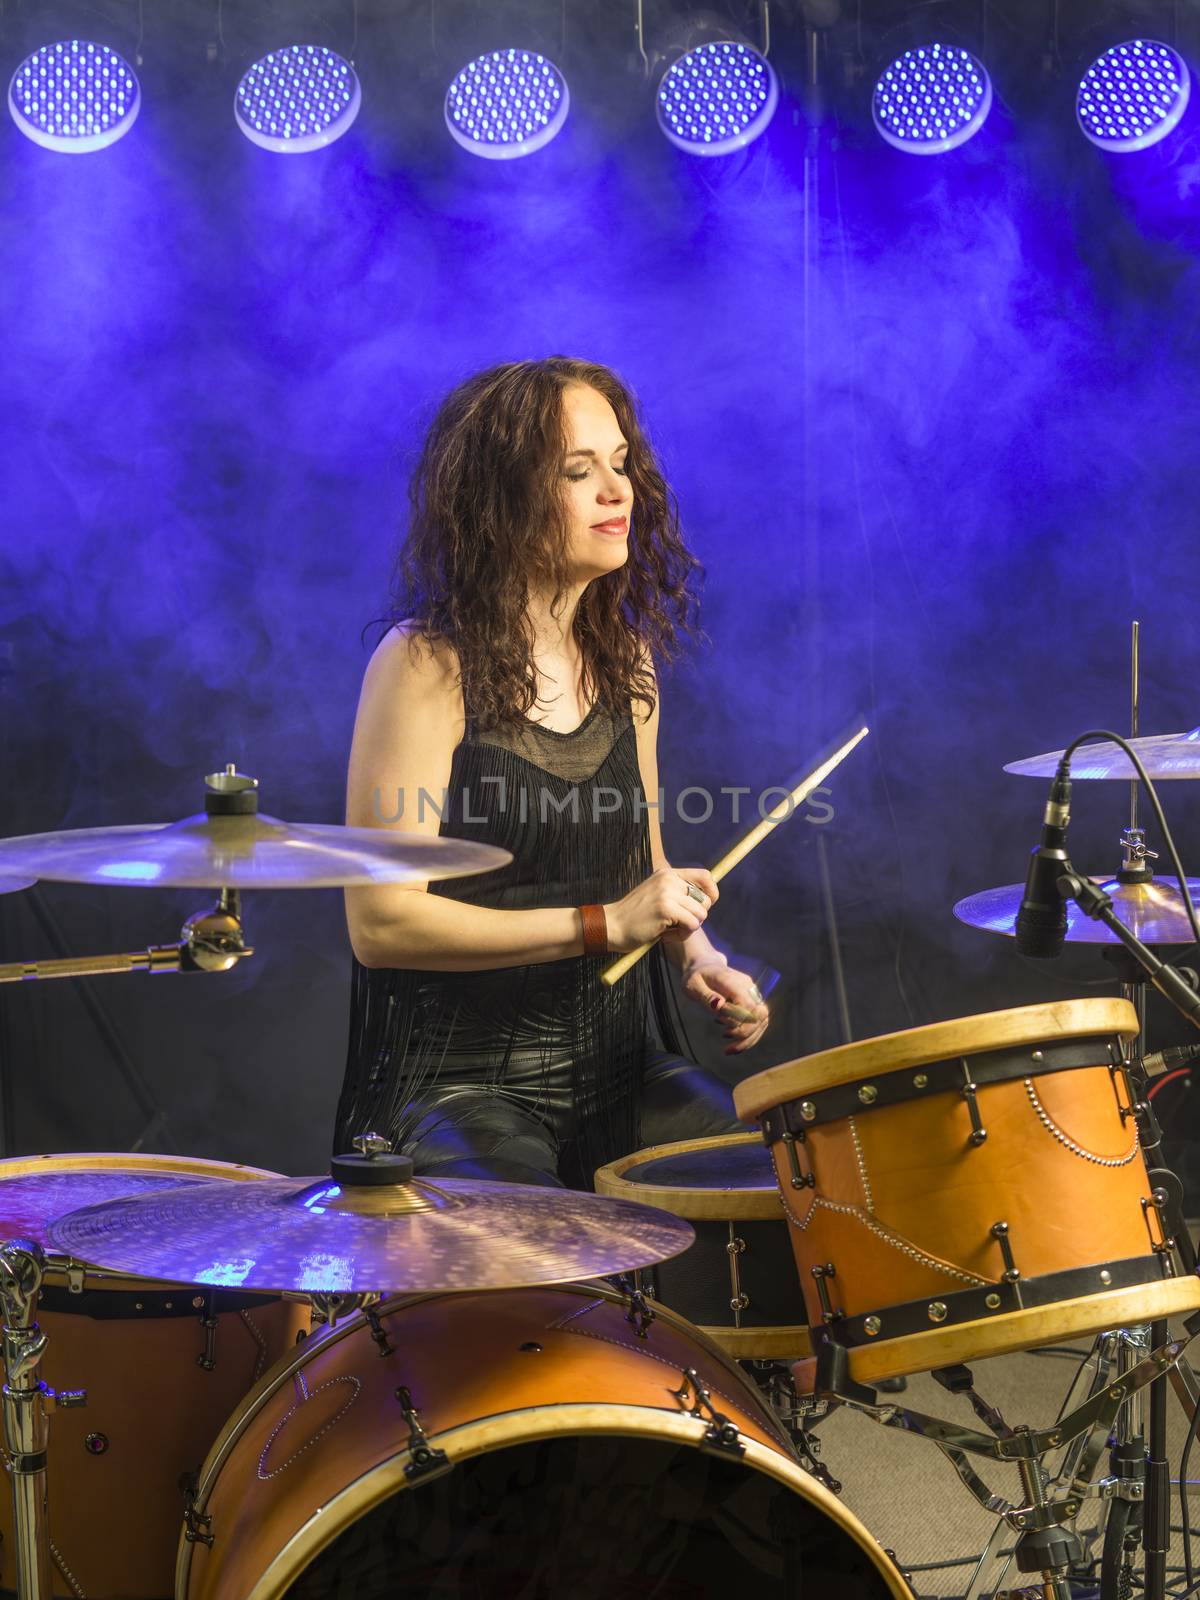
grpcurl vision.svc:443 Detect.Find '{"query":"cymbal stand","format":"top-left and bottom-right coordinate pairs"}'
top-left (0, 887), bottom-right (253, 985)
top-left (0, 1239), bottom-right (85, 1600)
top-left (810, 1315), bottom-right (1200, 1600)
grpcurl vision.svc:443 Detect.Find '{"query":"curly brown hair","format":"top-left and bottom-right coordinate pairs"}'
top-left (386, 357), bottom-right (703, 730)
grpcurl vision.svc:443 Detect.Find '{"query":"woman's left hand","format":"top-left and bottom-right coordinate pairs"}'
top-left (681, 961), bottom-right (770, 1055)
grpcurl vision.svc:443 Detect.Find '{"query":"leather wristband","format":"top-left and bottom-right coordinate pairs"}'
top-left (579, 903), bottom-right (608, 959)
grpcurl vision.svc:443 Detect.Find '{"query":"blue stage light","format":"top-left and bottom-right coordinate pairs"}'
top-left (872, 43), bottom-right (992, 154)
top-left (235, 45), bottom-right (361, 154)
top-left (656, 41), bottom-right (778, 156)
top-left (8, 40), bottom-right (140, 153)
top-left (444, 50), bottom-right (569, 160)
top-left (1077, 40), bottom-right (1190, 153)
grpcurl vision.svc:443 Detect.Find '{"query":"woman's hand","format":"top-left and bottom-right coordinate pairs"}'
top-left (602, 866), bottom-right (719, 953)
top-left (681, 959), bottom-right (770, 1055)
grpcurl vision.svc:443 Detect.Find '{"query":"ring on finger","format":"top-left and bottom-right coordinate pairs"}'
top-left (685, 882), bottom-right (707, 906)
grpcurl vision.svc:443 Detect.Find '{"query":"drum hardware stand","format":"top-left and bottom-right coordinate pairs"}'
top-left (0, 885), bottom-right (253, 986)
top-left (1057, 867), bottom-right (1200, 1598)
top-left (807, 1314), bottom-right (1200, 1600)
top-left (0, 1239), bottom-right (86, 1600)
top-left (309, 1292), bottom-right (363, 1329)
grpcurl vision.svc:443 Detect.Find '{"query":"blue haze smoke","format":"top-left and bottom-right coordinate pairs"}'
top-left (3, 13), bottom-right (1200, 1170)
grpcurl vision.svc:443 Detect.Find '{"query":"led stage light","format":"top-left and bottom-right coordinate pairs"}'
top-left (8, 39), bottom-right (140, 153)
top-left (656, 40), bottom-right (778, 156)
top-left (235, 45), bottom-right (361, 153)
top-left (1077, 39), bottom-right (1190, 153)
top-left (444, 49), bottom-right (569, 160)
top-left (872, 42), bottom-right (992, 154)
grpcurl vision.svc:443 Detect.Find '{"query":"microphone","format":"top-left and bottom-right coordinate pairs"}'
top-left (1015, 760), bottom-right (1072, 959)
top-left (1139, 1043), bottom-right (1200, 1078)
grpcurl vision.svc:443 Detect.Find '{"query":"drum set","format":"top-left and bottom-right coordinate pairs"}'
top-left (0, 657), bottom-right (1198, 1598)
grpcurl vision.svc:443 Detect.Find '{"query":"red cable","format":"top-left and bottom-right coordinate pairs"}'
top-left (1147, 1065), bottom-right (1195, 1101)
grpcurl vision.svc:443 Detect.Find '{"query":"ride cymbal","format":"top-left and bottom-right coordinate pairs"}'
top-left (47, 1174), bottom-right (697, 1294)
top-left (954, 875), bottom-right (1200, 945)
top-left (0, 814), bottom-right (509, 889)
top-left (1005, 728), bottom-right (1200, 780)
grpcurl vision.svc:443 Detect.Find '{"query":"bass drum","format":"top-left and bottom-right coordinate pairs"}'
top-left (179, 1283), bottom-right (909, 1600)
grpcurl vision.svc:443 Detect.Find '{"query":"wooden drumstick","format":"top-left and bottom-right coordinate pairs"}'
top-left (600, 723), bottom-right (869, 986)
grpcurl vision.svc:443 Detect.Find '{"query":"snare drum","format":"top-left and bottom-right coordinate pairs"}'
top-left (0, 1153), bottom-right (310, 1600)
top-left (178, 1282), bottom-right (909, 1600)
top-left (595, 1133), bottom-right (810, 1361)
top-left (735, 999), bottom-right (1200, 1385)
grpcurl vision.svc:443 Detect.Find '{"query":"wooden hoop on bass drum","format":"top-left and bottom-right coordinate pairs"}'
top-left (735, 999), bottom-right (1200, 1383)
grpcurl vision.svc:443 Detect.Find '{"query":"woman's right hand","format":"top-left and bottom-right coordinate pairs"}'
top-left (603, 866), bottom-right (719, 952)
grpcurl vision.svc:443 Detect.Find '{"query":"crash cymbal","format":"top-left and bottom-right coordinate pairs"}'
top-left (954, 875), bottom-right (1200, 945)
top-left (0, 874), bottom-right (34, 894)
top-left (47, 1173), bottom-right (696, 1294)
top-left (0, 1171), bottom-right (207, 1242)
top-left (0, 815), bottom-right (510, 889)
top-left (1005, 728), bottom-right (1200, 780)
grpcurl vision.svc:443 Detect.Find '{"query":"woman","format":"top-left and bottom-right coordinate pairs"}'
top-left (334, 357), bottom-right (770, 1190)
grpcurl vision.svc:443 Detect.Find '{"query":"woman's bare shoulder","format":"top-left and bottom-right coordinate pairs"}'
top-left (369, 620), bottom-right (461, 694)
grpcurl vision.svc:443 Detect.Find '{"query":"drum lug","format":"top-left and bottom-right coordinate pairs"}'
top-left (605, 1274), bottom-right (657, 1336)
top-left (64, 1264), bottom-right (85, 1296)
top-left (183, 1504), bottom-right (214, 1549)
top-left (779, 1130), bottom-right (815, 1190)
top-left (726, 1227), bottom-right (749, 1326)
top-left (960, 1066), bottom-right (988, 1147)
top-left (811, 1263), bottom-right (840, 1323)
top-left (670, 1368), bottom-right (745, 1459)
top-left (1141, 1189), bottom-right (1175, 1258)
top-left (365, 1305), bottom-right (394, 1357)
top-left (395, 1386), bottom-right (452, 1483)
top-left (195, 1290), bottom-right (220, 1372)
top-left (991, 1221), bottom-right (1021, 1283)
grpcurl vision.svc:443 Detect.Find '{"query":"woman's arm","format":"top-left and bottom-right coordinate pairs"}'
top-left (632, 655), bottom-right (726, 977)
top-left (634, 652), bottom-right (770, 1054)
top-left (344, 627), bottom-right (587, 971)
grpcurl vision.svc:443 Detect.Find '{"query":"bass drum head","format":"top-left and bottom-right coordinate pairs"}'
top-left (287, 1432), bottom-right (897, 1598)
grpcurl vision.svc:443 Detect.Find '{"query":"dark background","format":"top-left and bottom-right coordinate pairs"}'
top-left (3, 0), bottom-right (1200, 1178)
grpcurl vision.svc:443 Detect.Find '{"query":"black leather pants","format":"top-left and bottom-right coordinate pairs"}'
top-left (394, 1047), bottom-right (744, 1191)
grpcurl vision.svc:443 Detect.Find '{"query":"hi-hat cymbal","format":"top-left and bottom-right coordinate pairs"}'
top-left (47, 1174), bottom-right (696, 1294)
top-left (954, 875), bottom-right (1200, 945)
top-left (0, 814), bottom-right (510, 889)
top-left (1005, 729), bottom-right (1200, 780)
top-left (0, 874), bottom-right (34, 895)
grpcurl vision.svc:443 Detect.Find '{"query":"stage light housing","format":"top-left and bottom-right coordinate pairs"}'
top-left (872, 42), bottom-right (992, 154)
top-left (234, 44), bottom-right (361, 154)
top-left (1076, 39), bottom-right (1190, 153)
top-left (8, 39), bottom-right (140, 153)
top-left (444, 49), bottom-right (569, 160)
top-left (655, 40), bottom-right (778, 156)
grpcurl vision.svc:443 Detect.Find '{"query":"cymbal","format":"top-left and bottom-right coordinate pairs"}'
top-left (0, 814), bottom-right (510, 889)
top-left (47, 1174), bottom-right (696, 1294)
top-left (0, 1171), bottom-right (204, 1242)
top-left (1005, 728), bottom-right (1200, 780)
top-left (0, 874), bottom-right (34, 895)
top-left (954, 875), bottom-right (1200, 945)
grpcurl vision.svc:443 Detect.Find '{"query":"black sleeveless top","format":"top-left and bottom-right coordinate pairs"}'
top-left (333, 702), bottom-right (689, 1176)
